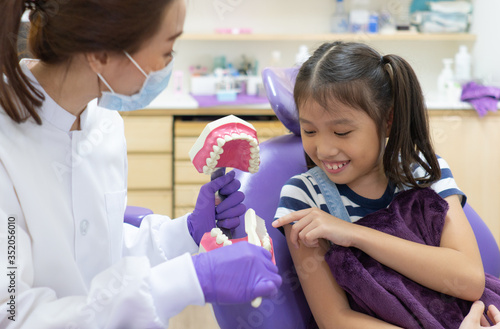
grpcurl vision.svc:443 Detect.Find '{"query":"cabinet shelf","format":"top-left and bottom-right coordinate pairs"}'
top-left (180, 33), bottom-right (476, 42)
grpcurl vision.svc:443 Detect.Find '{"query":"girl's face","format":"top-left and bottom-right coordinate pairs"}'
top-left (299, 99), bottom-right (387, 197)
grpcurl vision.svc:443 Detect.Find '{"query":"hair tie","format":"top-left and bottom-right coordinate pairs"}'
top-left (24, 0), bottom-right (43, 12)
top-left (26, 0), bottom-right (50, 27)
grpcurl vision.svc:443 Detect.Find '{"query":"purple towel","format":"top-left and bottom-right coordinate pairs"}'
top-left (324, 187), bottom-right (500, 329)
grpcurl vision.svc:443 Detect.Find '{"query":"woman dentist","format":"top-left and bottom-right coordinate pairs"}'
top-left (0, 0), bottom-right (281, 328)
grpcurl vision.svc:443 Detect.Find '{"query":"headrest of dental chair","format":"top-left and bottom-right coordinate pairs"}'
top-left (262, 67), bottom-right (300, 136)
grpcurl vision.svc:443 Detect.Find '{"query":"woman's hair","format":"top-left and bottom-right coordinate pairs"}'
top-left (0, 0), bottom-right (175, 124)
top-left (294, 41), bottom-right (440, 189)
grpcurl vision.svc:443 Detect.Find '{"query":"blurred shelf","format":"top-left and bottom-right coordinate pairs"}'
top-left (180, 33), bottom-right (476, 42)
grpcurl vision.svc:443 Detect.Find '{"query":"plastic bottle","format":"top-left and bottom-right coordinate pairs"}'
top-left (349, 0), bottom-right (370, 33)
top-left (295, 45), bottom-right (310, 66)
top-left (454, 45), bottom-right (472, 83)
top-left (331, 0), bottom-right (349, 33)
top-left (437, 58), bottom-right (460, 102)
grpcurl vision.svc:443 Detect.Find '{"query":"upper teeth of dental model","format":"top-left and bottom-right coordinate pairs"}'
top-left (189, 115), bottom-right (261, 176)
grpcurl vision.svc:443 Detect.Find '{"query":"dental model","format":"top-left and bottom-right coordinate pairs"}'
top-left (199, 208), bottom-right (275, 308)
top-left (189, 115), bottom-right (260, 176)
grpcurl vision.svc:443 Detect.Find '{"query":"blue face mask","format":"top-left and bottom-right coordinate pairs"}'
top-left (97, 52), bottom-right (174, 111)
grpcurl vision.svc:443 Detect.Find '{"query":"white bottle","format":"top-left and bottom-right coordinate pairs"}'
top-left (331, 0), bottom-right (349, 33)
top-left (454, 45), bottom-right (472, 83)
top-left (295, 45), bottom-right (310, 66)
top-left (437, 58), bottom-right (455, 102)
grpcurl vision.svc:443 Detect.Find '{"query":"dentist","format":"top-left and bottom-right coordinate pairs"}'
top-left (0, 0), bottom-right (281, 328)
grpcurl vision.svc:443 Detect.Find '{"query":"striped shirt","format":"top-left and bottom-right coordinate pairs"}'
top-left (275, 155), bottom-right (466, 224)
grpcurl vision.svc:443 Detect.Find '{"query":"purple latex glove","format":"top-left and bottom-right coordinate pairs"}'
top-left (188, 170), bottom-right (246, 245)
top-left (192, 241), bottom-right (282, 304)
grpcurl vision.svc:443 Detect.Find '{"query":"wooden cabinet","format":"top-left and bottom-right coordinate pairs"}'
top-left (429, 111), bottom-right (500, 245)
top-left (122, 115), bottom-right (174, 217)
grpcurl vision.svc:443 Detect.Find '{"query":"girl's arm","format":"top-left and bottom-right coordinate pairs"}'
top-left (284, 225), bottom-right (402, 329)
top-left (275, 194), bottom-right (485, 301)
top-left (352, 194), bottom-right (484, 301)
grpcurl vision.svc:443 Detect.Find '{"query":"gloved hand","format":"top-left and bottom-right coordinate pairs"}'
top-left (187, 170), bottom-right (246, 245)
top-left (192, 241), bottom-right (282, 304)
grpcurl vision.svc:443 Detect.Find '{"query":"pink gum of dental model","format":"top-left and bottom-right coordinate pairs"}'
top-left (190, 119), bottom-right (259, 174)
top-left (199, 233), bottom-right (276, 265)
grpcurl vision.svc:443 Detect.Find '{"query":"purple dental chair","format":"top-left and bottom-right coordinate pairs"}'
top-left (124, 67), bottom-right (500, 329)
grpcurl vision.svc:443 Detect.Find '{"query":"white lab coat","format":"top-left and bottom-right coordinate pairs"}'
top-left (0, 60), bottom-right (205, 328)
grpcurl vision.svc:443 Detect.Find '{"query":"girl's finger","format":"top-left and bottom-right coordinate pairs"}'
top-left (488, 304), bottom-right (500, 324)
top-left (273, 208), bottom-right (313, 227)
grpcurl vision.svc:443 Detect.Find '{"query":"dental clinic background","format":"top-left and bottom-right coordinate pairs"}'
top-left (11, 0), bottom-right (500, 328)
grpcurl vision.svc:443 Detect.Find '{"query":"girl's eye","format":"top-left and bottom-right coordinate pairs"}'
top-left (302, 129), bottom-right (315, 135)
top-left (335, 131), bottom-right (352, 136)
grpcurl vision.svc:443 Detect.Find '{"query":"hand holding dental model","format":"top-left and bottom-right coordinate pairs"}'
top-left (199, 208), bottom-right (275, 307)
top-left (187, 171), bottom-right (246, 245)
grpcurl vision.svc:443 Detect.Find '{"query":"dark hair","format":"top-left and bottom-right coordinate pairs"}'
top-left (294, 41), bottom-right (440, 189)
top-left (0, 0), bottom-right (174, 125)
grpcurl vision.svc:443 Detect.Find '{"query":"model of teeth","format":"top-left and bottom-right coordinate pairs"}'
top-left (199, 209), bottom-right (275, 261)
top-left (189, 115), bottom-right (260, 175)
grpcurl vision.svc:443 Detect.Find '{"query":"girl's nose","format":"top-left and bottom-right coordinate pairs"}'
top-left (316, 139), bottom-right (339, 159)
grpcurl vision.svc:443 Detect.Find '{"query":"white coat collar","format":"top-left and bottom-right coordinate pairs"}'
top-left (20, 59), bottom-right (86, 132)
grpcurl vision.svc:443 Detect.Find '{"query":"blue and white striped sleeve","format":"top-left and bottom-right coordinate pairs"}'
top-left (413, 155), bottom-right (467, 206)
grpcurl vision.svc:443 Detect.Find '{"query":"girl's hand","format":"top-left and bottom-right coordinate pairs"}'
top-left (459, 301), bottom-right (500, 329)
top-left (272, 208), bottom-right (355, 248)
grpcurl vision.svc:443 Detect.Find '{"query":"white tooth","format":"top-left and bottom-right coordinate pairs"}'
top-left (333, 165), bottom-right (339, 170)
top-left (231, 133), bottom-right (241, 140)
top-left (216, 234), bottom-right (228, 245)
top-left (224, 135), bottom-right (232, 142)
top-left (203, 166), bottom-right (210, 174)
top-left (338, 163), bottom-right (343, 168)
top-left (209, 152), bottom-right (220, 161)
top-left (250, 147), bottom-right (259, 154)
top-left (249, 139), bottom-right (258, 147)
top-left (211, 228), bottom-right (222, 237)
top-left (213, 145), bottom-right (223, 154)
top-left (250, 152), bottom-right (259, 159)
top-left (217, 138), bottom-right (226, 147)
top-left (239, 133), bottom-right (249, 139)
top-left (223, 240), bottom-right (232, 246)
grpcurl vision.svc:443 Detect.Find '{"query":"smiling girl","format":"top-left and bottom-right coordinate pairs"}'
top-left (272, 42), bottom-right (500, 328)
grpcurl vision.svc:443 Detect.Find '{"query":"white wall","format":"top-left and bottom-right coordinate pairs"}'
top-left (169, 0), bottom-right (496, 96)
top-left (470, 0), bottom-right (500, 86)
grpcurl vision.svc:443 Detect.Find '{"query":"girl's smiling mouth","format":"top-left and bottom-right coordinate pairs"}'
top-left (323, 160), bottom-right (350, 173)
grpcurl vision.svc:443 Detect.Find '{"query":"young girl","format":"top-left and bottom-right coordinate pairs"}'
top-left (0, 1), bottom-right (280, 328)
top-left (272, 41), bottom-right (500, 328)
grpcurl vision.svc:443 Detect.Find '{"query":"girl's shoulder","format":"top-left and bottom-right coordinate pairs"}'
top-left (284, 170), bottom-right (320, 189)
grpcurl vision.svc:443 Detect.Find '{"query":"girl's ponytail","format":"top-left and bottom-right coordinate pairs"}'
top-left (382, 54), bottom-right (440, 188)
top-left (0, 1), bottom-right (44, 125)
